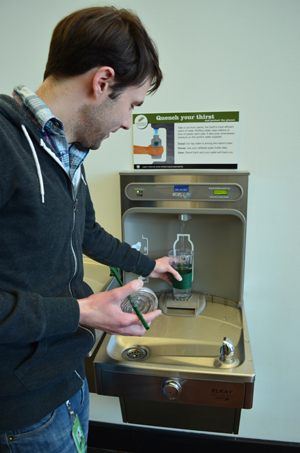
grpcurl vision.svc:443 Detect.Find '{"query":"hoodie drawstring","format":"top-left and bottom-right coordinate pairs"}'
top-left (21, 125), bottom-right (45, 203)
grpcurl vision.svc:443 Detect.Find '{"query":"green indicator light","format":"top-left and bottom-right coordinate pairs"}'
top-left (214, 190), bottom-right (228, 195)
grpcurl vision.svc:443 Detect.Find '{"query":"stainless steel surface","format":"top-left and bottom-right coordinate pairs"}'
top-left (162, 380), bottom-right (182, 400)
top-left (159, 291), bottom-right (206, 317)
top-left (220, 337), bottom-right (236, 361)
top-left (95, 296), bottom-right (254, 384)
top-left (120, 171), bottom-right (249, 218)
top-left (121, 347), bottom-right (148, 361)
top-left (122, 208), bottom-right (246, 302)
top-left (94, 171), bottom-right (255, 432)
top-left (178, 214), bottom-right (191, 222)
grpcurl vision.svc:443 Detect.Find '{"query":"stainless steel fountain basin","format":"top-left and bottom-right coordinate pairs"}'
top-left (95, 296), bottom-right (255, 392)
top-left (94, 296), bottom-right (254, 439)
top-left (106, 297), bottom-right (243, 369)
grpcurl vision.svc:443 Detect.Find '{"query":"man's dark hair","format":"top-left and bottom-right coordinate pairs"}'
top-left (44, 6), bottom-right (162, 98)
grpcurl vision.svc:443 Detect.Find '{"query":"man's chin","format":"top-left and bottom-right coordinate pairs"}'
top-left (88, 135), bottom-right (110, 150)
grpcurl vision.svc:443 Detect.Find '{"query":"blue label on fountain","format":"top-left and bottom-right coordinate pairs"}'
top-left (174, 185), bottom-right (189, 192)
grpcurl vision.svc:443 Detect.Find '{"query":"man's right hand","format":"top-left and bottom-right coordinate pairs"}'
top-left (77, 279), bottom-right (161, 336)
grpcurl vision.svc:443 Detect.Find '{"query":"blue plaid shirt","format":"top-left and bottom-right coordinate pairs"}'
top-left (13, 85), bottom-right (89, 183)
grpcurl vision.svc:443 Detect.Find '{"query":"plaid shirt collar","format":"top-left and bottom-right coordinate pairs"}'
top-left (13, 85), bottom-right (89, 182)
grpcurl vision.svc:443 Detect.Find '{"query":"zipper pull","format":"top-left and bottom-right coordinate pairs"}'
top-left (74, 199), bottom-right (78, 212)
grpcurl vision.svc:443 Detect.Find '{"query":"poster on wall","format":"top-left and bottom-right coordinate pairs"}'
top-left (132, 111), bottom-right (239, 169)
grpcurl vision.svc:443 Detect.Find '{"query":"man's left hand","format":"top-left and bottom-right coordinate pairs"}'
top-left (148, 256), bottom-right (182, 285)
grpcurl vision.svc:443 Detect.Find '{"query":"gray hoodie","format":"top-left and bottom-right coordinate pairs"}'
top-left (0, 94), bottom-right (155, 431)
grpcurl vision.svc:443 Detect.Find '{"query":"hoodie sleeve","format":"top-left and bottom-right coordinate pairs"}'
top-left (82, 182), bottom-right (156, 277)
top-left (0, 290), bottom-right (80, 344)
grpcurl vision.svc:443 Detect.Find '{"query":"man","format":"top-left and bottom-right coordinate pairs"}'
top-left (0, 7), bottom-right (180, 452)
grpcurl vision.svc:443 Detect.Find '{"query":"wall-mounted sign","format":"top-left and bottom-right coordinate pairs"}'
top-left (133, 111), bottom-right (239, 169)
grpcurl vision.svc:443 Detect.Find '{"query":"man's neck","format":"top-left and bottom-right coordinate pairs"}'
top-left (35, 74), bottom-right (93, 143)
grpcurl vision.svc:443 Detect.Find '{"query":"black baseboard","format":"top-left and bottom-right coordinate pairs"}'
top-left (88, 421), bottom-right (299, 453)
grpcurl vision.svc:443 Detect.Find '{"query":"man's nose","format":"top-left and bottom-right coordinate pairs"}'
top-left (121, 112), bottom-right (132, 130)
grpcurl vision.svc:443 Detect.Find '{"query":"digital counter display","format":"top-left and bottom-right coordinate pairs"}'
top-left (213, 190), bottom-right (228, 195)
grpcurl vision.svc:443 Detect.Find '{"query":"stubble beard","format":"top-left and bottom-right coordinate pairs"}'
top-left (74, 101), bottom-right (112, 150)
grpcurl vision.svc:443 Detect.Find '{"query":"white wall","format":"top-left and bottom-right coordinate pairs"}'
top-left (1, 0), bottom-right (300, 444)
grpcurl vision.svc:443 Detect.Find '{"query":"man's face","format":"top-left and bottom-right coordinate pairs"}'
top-left (75, 79), bottom-right (151, 149)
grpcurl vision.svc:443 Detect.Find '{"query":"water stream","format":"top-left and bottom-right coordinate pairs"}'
top-left (180, 221), bottom-right (186, 250)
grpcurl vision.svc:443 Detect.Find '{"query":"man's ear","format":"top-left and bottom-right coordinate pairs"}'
top-left (93, 66), bottom-right (115, 98)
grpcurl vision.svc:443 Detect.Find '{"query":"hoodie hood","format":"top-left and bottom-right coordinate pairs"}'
top-left (0, 94), bottom-right (84, 204)
top-left (0, 95), bottom-right (51, 203)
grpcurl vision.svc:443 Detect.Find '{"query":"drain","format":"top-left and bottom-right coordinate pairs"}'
top-left (122, 347), bottom-right (148, 361)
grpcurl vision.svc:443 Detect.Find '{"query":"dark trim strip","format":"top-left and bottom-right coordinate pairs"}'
top-left (88, 421), bottom-right (299, 453)
top-left (134, 164), bottom-right (238, 169)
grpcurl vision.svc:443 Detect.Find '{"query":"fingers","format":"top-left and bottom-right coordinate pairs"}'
top-left (123, 278), bottom-right (144, 294)
top-left (106, 309), bottom-right (162, 336)
top-left (78, 278), bottom-right (160, 336)
top-left (107, 278), bottom-right (144, 305)
top-left (164, 257), bottom-right (182, 281)
top-left (166, 267), bottom-right (181, 282)
top-left (150, 257), bottom-right (182, 282)
top-left (144, 308), bottom-right (162, 323)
